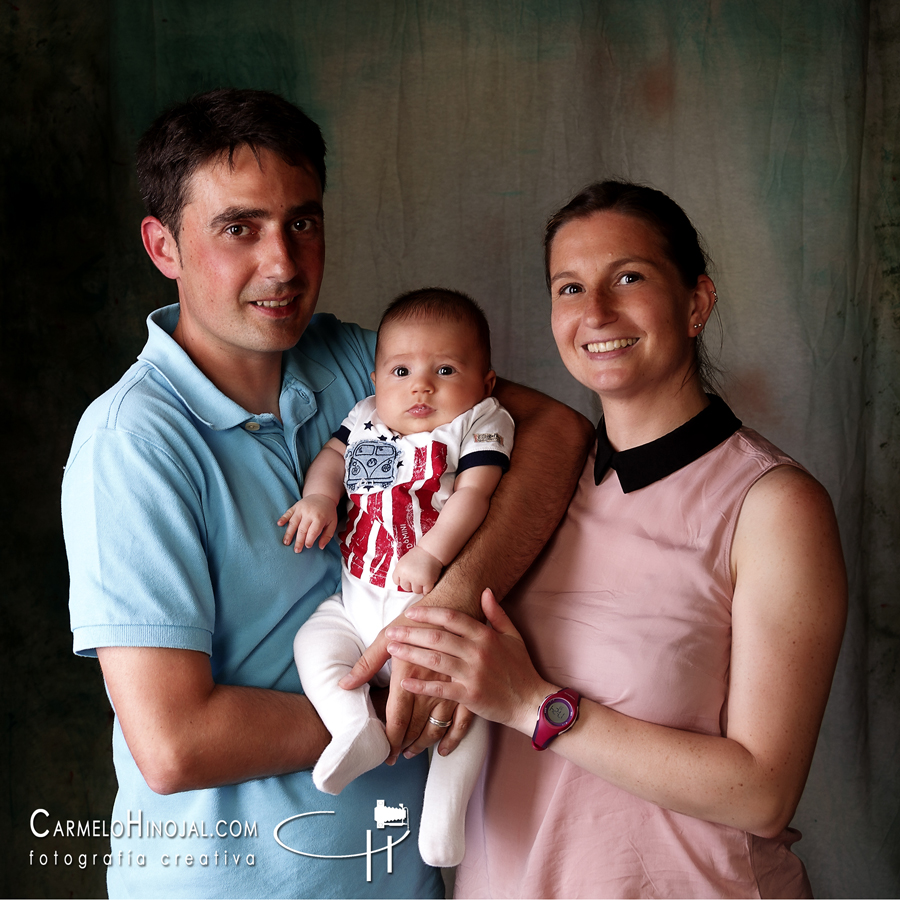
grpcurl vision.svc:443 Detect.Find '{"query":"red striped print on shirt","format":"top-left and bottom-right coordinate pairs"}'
top-left (340, 440), bottom-right (450, 589)
top-left (341, 494), bottom-right (371, 581)
top-left (417, 442), bottom-right (447, 538)
top-left (368, 492), bottom-right (394, 588)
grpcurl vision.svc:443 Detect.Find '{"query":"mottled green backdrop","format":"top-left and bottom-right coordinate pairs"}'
top-left (3, 1), bottom-right (898, 897)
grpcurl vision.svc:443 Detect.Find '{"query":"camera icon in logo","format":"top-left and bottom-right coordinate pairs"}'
top-left (373, 799), bottom-right (408, 830)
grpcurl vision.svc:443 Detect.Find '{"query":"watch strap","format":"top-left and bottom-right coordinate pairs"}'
top-left (532, 687), bottom-right (580, 751)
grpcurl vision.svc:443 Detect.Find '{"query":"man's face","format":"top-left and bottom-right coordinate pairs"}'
top-left (163, 145), bottom-right (325, 365)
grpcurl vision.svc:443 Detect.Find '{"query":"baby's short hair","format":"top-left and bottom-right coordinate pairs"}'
top-left (377, 287), bottom-right (492, 371)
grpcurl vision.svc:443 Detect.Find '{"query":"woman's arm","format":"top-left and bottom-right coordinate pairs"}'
top-left (388, 465), bottom-right (847, 836)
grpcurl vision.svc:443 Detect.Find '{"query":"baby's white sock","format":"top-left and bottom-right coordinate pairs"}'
top-left (294, 597), bottom-right (392, 795)
top-left (313, 717), bottom-right (391, 795)
top-left (417, 716), bottom-right (488, 867)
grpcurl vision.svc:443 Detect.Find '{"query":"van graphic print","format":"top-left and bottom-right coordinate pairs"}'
top-left (345, 440), bottom-right (403, 492)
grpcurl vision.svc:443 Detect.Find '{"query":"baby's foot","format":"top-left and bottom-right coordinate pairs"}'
top-left (312, 718), bottom-right (391, 795)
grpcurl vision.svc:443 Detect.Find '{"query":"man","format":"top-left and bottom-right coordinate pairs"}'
top-left (63, 89), bottom-right (591, 898)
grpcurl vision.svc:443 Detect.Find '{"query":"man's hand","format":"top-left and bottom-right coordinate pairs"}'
top-left (339, 610), bottom-right (473, 763)
top-left (392, 547), bottom-right (444, 595)
top-left (277, 495), bottom-right (338, 552)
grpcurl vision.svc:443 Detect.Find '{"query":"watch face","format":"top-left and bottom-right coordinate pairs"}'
top-left (545, 699), bottom-right (571, 725)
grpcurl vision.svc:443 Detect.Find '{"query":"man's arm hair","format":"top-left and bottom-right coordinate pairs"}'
top-left (424, 378), bottom-right (593, 614)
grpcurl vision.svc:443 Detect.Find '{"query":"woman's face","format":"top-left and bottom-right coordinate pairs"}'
top-left (548, 210), bottom-right (709, 402)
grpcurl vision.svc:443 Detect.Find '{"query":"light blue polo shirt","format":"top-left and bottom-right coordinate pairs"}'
top-left (63, 304), bottom-right (441, 899)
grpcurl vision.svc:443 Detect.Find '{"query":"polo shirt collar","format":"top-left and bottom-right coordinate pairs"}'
top-left (139, 304), bottom-right (335, 430)
top-left (594, 394), bottom-right (742, 493)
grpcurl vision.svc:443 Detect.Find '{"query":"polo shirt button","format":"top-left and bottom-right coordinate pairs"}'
top-left (244, 422), bottom-right (261, 432)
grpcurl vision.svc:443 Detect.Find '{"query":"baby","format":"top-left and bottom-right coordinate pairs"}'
top-left (280, 287), bottom-right (514, 868)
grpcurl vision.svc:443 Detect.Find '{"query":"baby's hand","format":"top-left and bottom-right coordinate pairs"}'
top-left (392, 547), bottom-right (444, 595)
top-left (277, 495), bottom-right (339, 552)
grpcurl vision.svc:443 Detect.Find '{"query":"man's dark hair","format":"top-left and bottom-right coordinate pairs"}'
top-left (136, 88), bottom-right (327, 240)
top-left (378, 287), bottom-right (493, 371)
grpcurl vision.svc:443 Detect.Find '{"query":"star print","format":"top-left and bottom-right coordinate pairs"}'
top-left (363, 421), bottom-right (374, 430)
top-left (391, 435), bottom-right (401, 442)
top-left (378, 434), bottom-right (388, 441)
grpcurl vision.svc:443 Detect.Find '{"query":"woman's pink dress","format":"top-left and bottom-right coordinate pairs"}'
top-left (456, 407), bottom-right (813, 899)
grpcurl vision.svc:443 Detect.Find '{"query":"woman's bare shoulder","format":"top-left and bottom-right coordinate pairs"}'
top-left (741, 462), bottom-right (836, 527)
top-left (732, 461), bottom-right (846, 618)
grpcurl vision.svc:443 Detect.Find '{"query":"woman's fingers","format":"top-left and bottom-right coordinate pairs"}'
top-left (386, 615), bottom-right (473, 661)
top-left (403, 603), bottom-right (487, 638)
top-left (397, 672), bottom-right (465, 703)
top-left (480, 587), bottom-right (517, 634)
top-left (390, 588), bottom-right (547, 731)
top-left (386, 637), bottom-right (466, 680)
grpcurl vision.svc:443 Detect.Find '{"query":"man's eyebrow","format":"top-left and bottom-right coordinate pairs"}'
top-left (208, 201), bottom-right (324, 229)
top-left (286, 201), bottom-right (325, 220)
top-left (549, 269), bottom-right (579, 285)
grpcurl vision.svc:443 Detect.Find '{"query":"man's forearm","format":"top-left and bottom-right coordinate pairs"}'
top-left (99, 646), bottom-right (330, 794)
top-left (423, 379), bottom-right (594, 617)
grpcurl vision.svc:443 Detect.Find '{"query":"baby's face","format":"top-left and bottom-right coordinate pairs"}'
top-left (372, 317), bottom-right (495, 435)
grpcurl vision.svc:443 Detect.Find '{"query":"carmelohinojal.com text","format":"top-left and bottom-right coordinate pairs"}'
top-left (29, 809), bottom-right (258, 869)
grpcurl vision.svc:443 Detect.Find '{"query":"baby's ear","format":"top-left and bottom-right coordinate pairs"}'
top-left (484, 369), bottom-right (497, 397)
top-left (370, 371), bottom-right (377, 386)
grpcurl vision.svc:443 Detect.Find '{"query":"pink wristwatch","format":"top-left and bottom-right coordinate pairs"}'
top-left (532, 688), bottom-right (580, 750)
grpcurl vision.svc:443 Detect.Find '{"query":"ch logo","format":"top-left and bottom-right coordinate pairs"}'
top-left (274, 800), bottom-right (411, 883)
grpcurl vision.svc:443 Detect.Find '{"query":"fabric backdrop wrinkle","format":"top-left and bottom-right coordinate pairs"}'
top-left (3, 0), bottom-right (898, 897)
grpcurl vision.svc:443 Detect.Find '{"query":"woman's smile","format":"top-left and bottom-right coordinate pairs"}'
top-left (584, 337), bottom-right (639, 354)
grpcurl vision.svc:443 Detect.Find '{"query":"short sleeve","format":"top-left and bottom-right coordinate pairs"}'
top-left (333, 395), bottom-right (376, 444)
top-left (63, 427), bottom-right (215, 657)
top-left (457, 399), bottom-right (516, 474)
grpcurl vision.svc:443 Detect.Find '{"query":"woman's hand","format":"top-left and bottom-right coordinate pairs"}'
top-left (338, 610), bottom-right (464, 763)
top-left (385, 588), bottom-right (556, 737)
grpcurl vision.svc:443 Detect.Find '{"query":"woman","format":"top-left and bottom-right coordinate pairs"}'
top-left (386, 182), bottom-right (847, 898)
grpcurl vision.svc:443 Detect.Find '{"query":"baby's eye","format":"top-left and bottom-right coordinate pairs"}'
top-left (437, 365), bottom-right (455, 376)
top-left (392, 366), bottom-right (410, 377)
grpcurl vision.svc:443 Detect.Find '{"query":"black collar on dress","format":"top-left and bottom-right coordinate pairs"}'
top-left (594, 395), bottom-right (742, 492)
